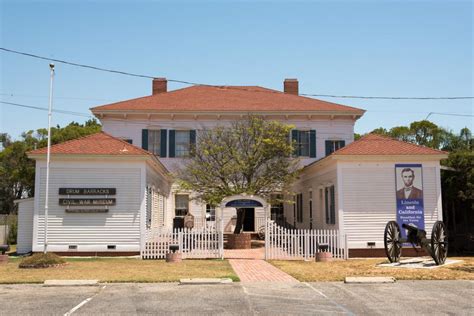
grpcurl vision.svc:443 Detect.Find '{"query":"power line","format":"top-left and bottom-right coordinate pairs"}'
top-left (0, 92), bottom-right (114, 102)
top-left (425, 112), bottom-right (474, 120)
top-left (0, 101), bottom-right (92, 118)
top-left (2, 47), bottom-right (473, 101)
top-left (0, 47), bottom-right (201, 86)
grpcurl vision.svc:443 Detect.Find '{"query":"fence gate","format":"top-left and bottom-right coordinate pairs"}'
top-left (142, 228), bottom-right (222, 259)
top-left (265, 219), bottom-right (347, 260)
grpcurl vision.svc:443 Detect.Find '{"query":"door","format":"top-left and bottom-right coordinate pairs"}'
top-left (242, 208), bottom-right (255, 232)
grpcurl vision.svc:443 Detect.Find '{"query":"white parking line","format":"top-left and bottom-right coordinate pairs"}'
top-left (304, 282), bottom-right (354, 315)
top-left (64, 285), bottom-right (106, 316)
top-left (242, 284), bottom-right (346, 314)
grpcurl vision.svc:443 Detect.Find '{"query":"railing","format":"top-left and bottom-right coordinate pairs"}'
top-left (142, 228), bottom-right (221, 259)
top-left (265, 220), bottom-right (347, 260)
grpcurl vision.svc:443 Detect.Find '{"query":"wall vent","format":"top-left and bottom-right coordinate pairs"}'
top-left (107, 245), bottom-right (116, 250)
top-left (68, 245), bottom-right (78, 250)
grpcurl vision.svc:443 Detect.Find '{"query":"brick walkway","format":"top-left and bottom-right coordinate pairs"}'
top-left (229, 259), bottom-right (299, 283)
top-left (224, 247), bottom-right (264, 260)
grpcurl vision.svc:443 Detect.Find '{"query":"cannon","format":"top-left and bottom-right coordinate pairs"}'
top-left (384, 220), bottom-right (448, 265)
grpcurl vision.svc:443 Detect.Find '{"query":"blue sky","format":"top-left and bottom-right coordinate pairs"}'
top-left (1, 0), bottom-right (472, 139)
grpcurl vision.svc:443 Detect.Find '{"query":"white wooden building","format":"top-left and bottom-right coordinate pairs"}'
top-left (16, 78), bottom-right (448, 257)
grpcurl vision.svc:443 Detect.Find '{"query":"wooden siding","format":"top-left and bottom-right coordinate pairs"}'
top-left (33, 162), bottom-right (144, 252)
top-left (286, 164), bottom-right (338, 230)
top-left (341, 162), bottom-right (441, 249)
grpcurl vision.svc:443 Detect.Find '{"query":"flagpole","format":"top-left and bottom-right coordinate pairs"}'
top-left (44, 63), bottom-right (55, 254)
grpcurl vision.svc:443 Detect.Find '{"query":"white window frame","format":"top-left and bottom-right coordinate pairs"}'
top-left (175, 194), bottom-right (189, 217)
top-left (175, 130), bottom-right (191, 157)
top-left (148, 130), bottom-right (161, 156)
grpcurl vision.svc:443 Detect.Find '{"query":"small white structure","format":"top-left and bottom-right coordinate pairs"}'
top-left (284, 134), bottom-right (447, 257)
top-left (15, 198), bottom-right (34, 254)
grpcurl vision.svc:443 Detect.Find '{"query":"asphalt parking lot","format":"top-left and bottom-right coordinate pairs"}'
top-left (0, 280), bottom-right (472, 315)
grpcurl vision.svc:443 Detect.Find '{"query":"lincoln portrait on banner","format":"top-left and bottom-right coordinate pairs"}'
top-left (396, 168), bottom-right (423, 199)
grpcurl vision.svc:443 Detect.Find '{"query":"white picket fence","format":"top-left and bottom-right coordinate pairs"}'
top-left (265, 220), bottom-right (348, 260)
top-left (142, 228), bottom-right (221, 259)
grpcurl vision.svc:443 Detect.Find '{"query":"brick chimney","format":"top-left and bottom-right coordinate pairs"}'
top-left (284, 78), bottom-right (299, 95)
top-left (152, 78), bottom-right (167, 95)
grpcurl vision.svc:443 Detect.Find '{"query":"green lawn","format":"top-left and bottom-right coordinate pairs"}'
top-left (0, 257), bottom-right (239, 284)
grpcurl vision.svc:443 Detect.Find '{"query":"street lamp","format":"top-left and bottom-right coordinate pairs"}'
top-left (44, 63), bottom-right (55, 253)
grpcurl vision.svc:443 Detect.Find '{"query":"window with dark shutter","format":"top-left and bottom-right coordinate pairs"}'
top-left (324, 185), bottom-right (336, 225)
top-left (169, 130), bottom-right (175, 157)
top-left (325, 140), bottom-right (346, 156)
top-left (330, 185), bottom-right (336, 224)
top-left (309, 130), bottom-right (316, 158)
top-left (142, 129), bottom-right (149, 150)
top-left (160, 129), bottom-right (167, 157)
top-left (296, 193), bottom-right (303, 223)
top-left (148, 130), bottom-right (161, 156)
top-left (291, 130), bottom-right (314, 157)
top-left (169, 130), bottom-right (195, 158)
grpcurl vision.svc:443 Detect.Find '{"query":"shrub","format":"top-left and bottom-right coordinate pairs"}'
top-left (19, 253), bottom-right (66, 269)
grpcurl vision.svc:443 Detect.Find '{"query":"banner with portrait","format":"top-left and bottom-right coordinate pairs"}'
top-left (395, 164), bottom-right (424, 238)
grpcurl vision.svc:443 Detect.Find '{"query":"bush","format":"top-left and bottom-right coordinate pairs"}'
top-left (19, 253), bottom-right (66, 269)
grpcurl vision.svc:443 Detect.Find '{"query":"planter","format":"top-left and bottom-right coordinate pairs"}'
top-left (315, 252), bottom-right (333, 262)
top-left (227, 233), bottom-right (252, 249)
top-left (0, 255), bottom-right (8, 264)
top-left (166, 252), bottom-right (182, 263)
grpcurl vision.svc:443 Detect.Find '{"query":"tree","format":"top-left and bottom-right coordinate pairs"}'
top-left (389, 126), bottom-right (412, 142)
top-left (177, 116), bottom-right (300, 234)
top-left (409, 120), bottom-right (442, 148)
top-left (0, 119), bottom-right (101, 214)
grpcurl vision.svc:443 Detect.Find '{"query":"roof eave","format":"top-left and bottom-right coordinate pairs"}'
top-left (91, 109), bottom-right (366, 117)
top-left (27, 153), bottom-right (152, 161)
top-left (332, 154), bottom-right (449, 161)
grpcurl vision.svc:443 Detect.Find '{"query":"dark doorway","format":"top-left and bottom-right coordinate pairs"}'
top-left (242, 208), bottom-right (255, 232)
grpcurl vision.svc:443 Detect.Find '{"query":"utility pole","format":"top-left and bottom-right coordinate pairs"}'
top-left (44, 63), bottom-right (55, 253)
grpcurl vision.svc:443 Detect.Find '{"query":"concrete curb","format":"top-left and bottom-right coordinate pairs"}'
top-left (344, 276), bottom-right (396, 284)
top-left (43, 280), bottom-right (100, 287)
top-left (179, 278), bottom-right (233, 285)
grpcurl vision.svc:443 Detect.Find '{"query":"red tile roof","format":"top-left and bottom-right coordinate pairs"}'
top-left (28, 132), bottom-right (152, 156)
top-left (90, 85), bottom-right (365, 114)
top-left (333, 134), bottom-right (448, 156)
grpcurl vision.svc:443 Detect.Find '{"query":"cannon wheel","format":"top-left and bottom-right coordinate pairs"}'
top-left (384, 221), bottom-right (402, 263)
top-left (431, 221), bottom-right (448, 265)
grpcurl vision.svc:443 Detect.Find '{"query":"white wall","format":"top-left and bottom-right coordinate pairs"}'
top-left (101, 117), bottom-right (355, 171)
top-left (33, 160), bottom-right (146, 252)
top-left (339, 160), bottom-right (442, 249)
top-left (16, 198), bottom-right (34, 254)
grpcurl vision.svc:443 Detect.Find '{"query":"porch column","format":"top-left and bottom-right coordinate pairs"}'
top-left (265, 204), bottom-right (270, 260)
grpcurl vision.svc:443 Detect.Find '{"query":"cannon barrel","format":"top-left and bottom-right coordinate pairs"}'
top-left (402, 223), bottom-right (419, 232)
